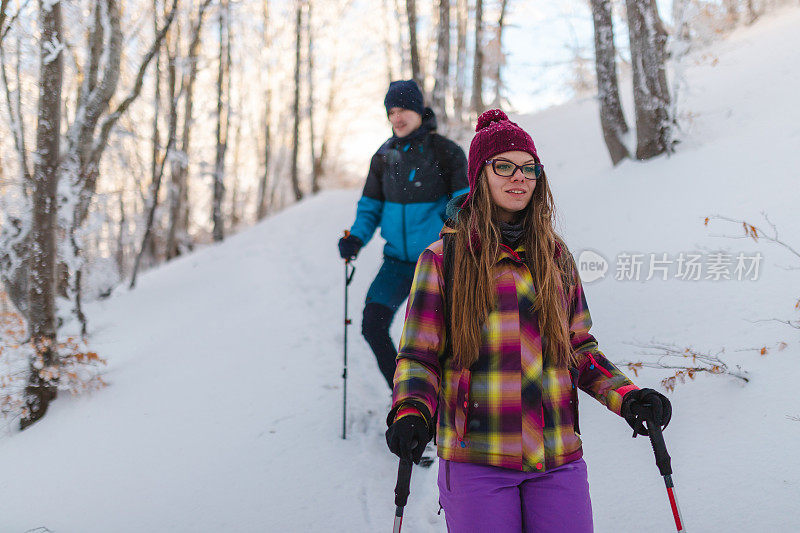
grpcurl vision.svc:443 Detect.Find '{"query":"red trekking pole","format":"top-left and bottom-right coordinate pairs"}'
top-left (632, 404), bottom-right (686, 531)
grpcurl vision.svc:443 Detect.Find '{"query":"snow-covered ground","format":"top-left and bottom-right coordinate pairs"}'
top-left (2, 6), bottom-right (799, 532)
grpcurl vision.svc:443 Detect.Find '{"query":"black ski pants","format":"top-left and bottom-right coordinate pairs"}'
top-left (362, 256), bottom-right (416, 389)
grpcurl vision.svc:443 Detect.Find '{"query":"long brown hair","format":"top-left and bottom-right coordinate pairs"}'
top-left (449, 168), bottom-right (576, 369)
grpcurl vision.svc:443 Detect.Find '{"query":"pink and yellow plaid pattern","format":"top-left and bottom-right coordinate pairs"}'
top-left (389, 236), bottom-right (638, 472)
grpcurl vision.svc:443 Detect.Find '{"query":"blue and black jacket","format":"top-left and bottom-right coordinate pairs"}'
top-left (349, 108), bottom-right (470, 263)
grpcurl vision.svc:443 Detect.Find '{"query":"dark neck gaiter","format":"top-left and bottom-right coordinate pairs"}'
top-left (498, 220), bottom-right (525, 249)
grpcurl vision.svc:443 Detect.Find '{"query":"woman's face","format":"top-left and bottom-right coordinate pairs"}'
top-left (485, 150), bottom-right (538, 223)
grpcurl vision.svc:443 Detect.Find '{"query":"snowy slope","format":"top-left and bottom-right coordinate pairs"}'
top-left (2, 6), bottom-right (800, 532)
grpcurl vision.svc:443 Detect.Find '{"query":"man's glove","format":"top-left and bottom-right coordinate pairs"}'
top-left (621, 388), bottom-right (672, 436)
top-left (338, 234), bottom-right (363, 260)
top-left (386, 415), bottom-right (430, 464)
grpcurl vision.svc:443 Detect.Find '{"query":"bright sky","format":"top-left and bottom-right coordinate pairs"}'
top-left (504, 0), bottom-right (676, 113)
top-left (336, 0), bottom-right (676, 174)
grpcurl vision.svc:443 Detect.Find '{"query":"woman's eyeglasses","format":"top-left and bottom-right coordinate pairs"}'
top-left (486, 158), bottom-right (543, 180)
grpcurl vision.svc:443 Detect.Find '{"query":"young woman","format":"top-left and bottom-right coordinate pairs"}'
top-left (385, 109), bottom-right (672, 532)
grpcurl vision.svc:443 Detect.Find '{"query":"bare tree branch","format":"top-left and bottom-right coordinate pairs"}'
top-left (69, 0), bottom-right (123, 168)
top-left (90, 0), bottom-right (179, 167)
top-left (130, 35), bottom-right (180, 289)
top-left (621, 340), bottom-right (751, 391)
top-left (747, 318), bottom-right (800, 330)
top-left (705, 213), bottom-right (800, 261)
top-left (0, 27), bottom-right (30, 181)
top-left (0, 0), bottom-right (33, 44)
top-left (706, 212), bottom-right (800, 332)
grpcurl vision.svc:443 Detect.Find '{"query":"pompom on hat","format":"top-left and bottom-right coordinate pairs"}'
top-left (462, 109), bottom-right (540, 206)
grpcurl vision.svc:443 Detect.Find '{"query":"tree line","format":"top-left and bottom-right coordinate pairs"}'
top-left (0, 0), bottom-right (791, 427)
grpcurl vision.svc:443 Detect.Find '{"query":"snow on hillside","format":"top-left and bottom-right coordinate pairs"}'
top-left (2, 6), bottom-right (799, 532)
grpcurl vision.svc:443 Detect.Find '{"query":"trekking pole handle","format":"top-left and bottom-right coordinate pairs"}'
top-left (394, 437), bottom-right (420, 507)
top-left (632, 403), bottom-right (673, 477)
top-left (630, 404), bottom-right (684, 531)
top-left (395, 458), bottom-right (413, 508)
top-left (342, 231), bottom-right (357, 281)
top-left (646, 418), bottom-right (673, 477)
top-left (393, 460), bottom-right (413, 533)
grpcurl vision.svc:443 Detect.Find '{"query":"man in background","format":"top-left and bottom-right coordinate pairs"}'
top-left (338, 80), bottom-right (469, 389)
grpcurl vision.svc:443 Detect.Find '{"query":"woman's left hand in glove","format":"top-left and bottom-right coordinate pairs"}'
top-left (621, 388), bottom-right (672, 436)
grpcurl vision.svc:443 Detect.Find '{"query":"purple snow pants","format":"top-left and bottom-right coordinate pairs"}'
top-left (437, 458), bottom-right (594, 533)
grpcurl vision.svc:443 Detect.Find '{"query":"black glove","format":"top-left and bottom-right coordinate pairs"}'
top-left (621, 388), bottom-right (672, 436)
top-left (386, 415), bottom-right (431, 464)
top-left (338, 234), bottom-right (363, 260)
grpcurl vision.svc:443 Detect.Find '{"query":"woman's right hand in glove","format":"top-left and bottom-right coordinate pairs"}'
top-left (385, 415), bottom-right (430, 464)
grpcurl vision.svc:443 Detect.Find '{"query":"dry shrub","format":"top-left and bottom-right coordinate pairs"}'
top-left (1, 292), bottom-right (107, 421)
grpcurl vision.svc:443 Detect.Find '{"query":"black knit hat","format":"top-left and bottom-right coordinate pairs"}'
top-left (384, 80), bottom-right (425, 116)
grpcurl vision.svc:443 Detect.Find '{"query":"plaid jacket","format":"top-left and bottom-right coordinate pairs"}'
top-left (388, 235), bottom-right (639, 472)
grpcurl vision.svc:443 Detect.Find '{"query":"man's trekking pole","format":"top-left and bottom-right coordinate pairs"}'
top-left (632, 403), bottom-right (686, 532)
top-left (393, 458), bottom-right (413, 533)
top-left (342, 231), bottom-right (356, 440)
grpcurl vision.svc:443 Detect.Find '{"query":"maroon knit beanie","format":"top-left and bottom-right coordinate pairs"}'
top-left (462, 109), bottom-right (539, 206)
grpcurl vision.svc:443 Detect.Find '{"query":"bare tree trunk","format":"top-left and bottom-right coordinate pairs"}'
top-left (307, 0), bottom-right (320, 193)
top-left (256, 0), bottom-right (272, 220)
top-left (380, 0), bottom-right (396, 85)
top-left (151, 0), bottom-right (162, 202)
top-left (0, 1), bottom-right (10, 58)
top-left (22, 0), bottom-right (64, 430)
top-left (625, 0), bottom-right (672, 159)
top-left (269, 118), bottom-right (290, 210)
top-left (130, 31), bottom-right (179, 289)
top-left (230, 108), bottom-right (242, 229)
top-left (668, 0), bottom-right (691, 141)
top-left (671, 0), bottom-right (691, 41)
top-left (148, 0), bottom-right (164, 267)
top-left (158, 11), bottom-right (180, 261)
top-left (453, 0), bottom-right (467, 125)
top-left (290, 0), bottom-right (303, 201)
top-left (256, 95), bottom-right (272, 219)
top-left (212, 0), bottom-right (231, 242)
top-left (70, 233), bottom-right (88, 336)
top-left (590, 0), bottom-right (630, 165)
top-left (471, 0), bottom-right (484, 117)
top-left (724, 0), bottom-right (739, 26)
top-left (0, 12), bottom-right (32, 316)
top-left (394, 0), bottom-right (409, 77)
top-left (4, 0), bottom-right (177, 318)
top-left (116, 192), bottom-right (126, 277)
top-left (58, 0), bottom-right (178, 315)
top-left (66, 0), bottom-right (179, 232)
top-left (745, 0), bottom-right (759, 24)
top-left (309, 0), bottom-right (353, 192)
top-left (163, 6), bottom-right (181, 262)
top-left (167, 0), bottom-right (213, 259)
top-left (65, 0), bottom-right (122, 233)
top-left (406, 0), bottom-right (421, 88)
top-left (0, 3), bottom-right (31, 184)
top-left (314, 59), bottom-right (338, 188)
top-left (0, 216), bottom-right (29, 316)
top-left (490, 0), bottom-right (508, 108)
top-left (432, 0), bottom-right (450, 123)
top-left (229, 55), bottom-right (243, 230)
